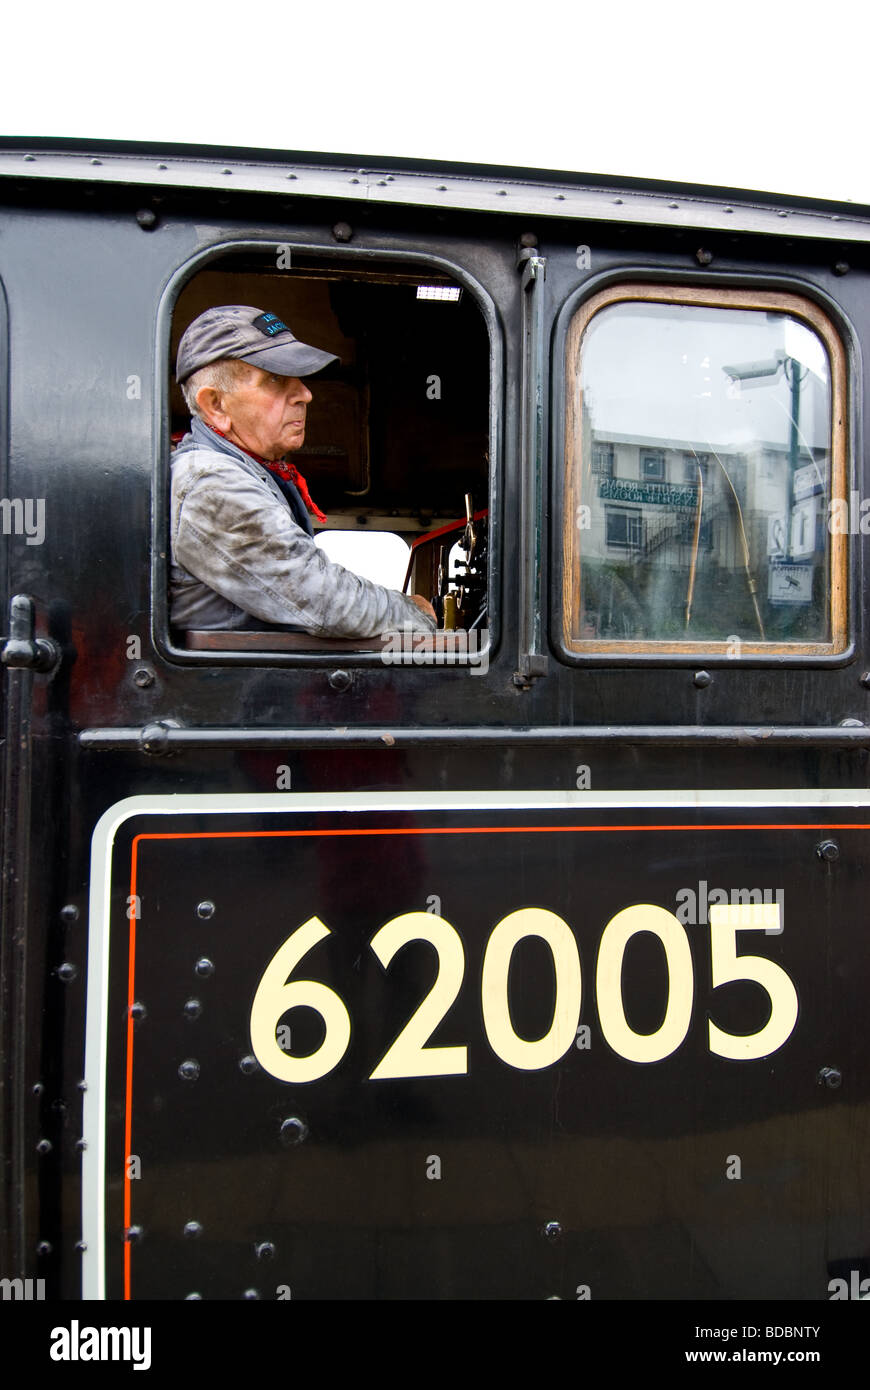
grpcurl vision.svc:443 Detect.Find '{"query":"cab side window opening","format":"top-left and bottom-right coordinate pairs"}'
top-left (562, 285), bottom-right (848, 656)
top-left (169, 255), bottom-right (491, 651)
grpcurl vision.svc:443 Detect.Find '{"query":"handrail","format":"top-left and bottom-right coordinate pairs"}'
top-left (79, 721), bottom-right (870, 754)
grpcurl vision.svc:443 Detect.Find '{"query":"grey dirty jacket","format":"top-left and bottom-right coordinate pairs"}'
top-left (170, 419), bottom-right (436, 638)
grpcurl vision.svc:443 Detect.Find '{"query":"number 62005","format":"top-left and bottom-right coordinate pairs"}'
top-left (248, 900), bottom-right (798, 1083)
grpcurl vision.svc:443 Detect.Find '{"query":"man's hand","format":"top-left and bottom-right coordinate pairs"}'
top-left (410, 594), bottom-right (437, 622)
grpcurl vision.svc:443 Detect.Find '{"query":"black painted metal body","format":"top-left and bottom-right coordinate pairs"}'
top-left (1, 141), bottom-right (869, 1301)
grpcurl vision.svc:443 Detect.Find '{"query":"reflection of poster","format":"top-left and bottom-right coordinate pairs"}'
top-left (793, 463), bottom-right (824, 500)
top-left (767, 514), bottom-right (787, 556)
top-left (769, 563), bottom-right (813, 604)
top-left (791, 498), bottom-right (818, 556)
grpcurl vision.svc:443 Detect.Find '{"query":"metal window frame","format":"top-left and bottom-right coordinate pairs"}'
top-left (152, 237), bottom-right (501, 670)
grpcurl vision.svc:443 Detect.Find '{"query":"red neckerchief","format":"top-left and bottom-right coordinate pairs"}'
top-left (207, 425), bottom-right (328, 524)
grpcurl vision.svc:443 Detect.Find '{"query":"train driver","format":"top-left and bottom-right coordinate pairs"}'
top-left (170, 304), bottom-right (437, 638)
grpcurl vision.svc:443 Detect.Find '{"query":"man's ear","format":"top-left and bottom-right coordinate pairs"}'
top-left (195, 385), bottom-right (231, 432)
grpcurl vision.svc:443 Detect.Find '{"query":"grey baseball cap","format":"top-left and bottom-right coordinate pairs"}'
top-left (176, 305), bottom-right (338, 384)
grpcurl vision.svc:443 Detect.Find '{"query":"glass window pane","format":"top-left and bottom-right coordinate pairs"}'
top-left (564, 290), bottom-right (846, 654)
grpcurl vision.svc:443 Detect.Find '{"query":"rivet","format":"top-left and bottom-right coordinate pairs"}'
top-left (242, 1289), bottom-right (261, 1300)
top-left (328, 669), bottom-right (352, 692)
top-left (816, 839), bottom-right (839, 862)
top-left (77, 1080), bottom-right (88, 1092)
top-left (555, 193), bottom-right (565, 200)
top-left (497, 189), bottom-right (507, 197)
top-left (833, 261), bottom-right (850, 276)
top-left (194, 957), bottom-right (215, 977)
top-left (817, 1066), bottom-right (842, 1089)
top-left (136, 208), bottom-right (158, 231)
top-left (695, 248), bottom-right (713, 266)
top-left (32, 1082), bottom-right (44, 1096)
top-left (693, 670), bottom-right (712, 688)
top-left (36, 1241), bottom-right (52, 1256)
top-left (184, 1220), bottom-right (203, 1239)
top-left (157, 164), bottom-right (168, 171)
top-left (222, 168), bottom-right (232, 175)
top-left (377, 179), bottom-right (388, 187)
top-left (613, 198), bottom-right (623, 205)
top-left (838, 717), bottom-right (864, 727)
top-left (51, 1098), bottom-right (67, 1114)
top-left (60, 904), bottom-right (79, 924)
top-left (125, 1226), bottom-right (143, 1243)
top-left (332, 221), bottom-right (353, 243)
top-left (186, 1292), bottom-right (203, 1300)
top-left (777, 210), bottom-right (788, 218)
top-left (239, 1054), bottom-right (260, 1074)
top-left (436, 185), bottom-right (447, 192)
top-left (280, 1116), bottom-right (309, 1147)
top-left (184, 998), bottom-right (203, 1020)
top-left (287, 173), bottom-right (297, 180)
top-left (543, 1221), bottom-right (562, 1241)
top-left (57, 962), bottom-right (77, 982)
top-left (386, 175), bottom-right (395, 182)
top-left (669, 202), bottom-right (679, 209)
top-left (36, 1138), bottom-right (52, 1155)
top-left (255, 1241), bottom-right (276, 1260)
top-left (196, 900), bottom-right (215, 920)
top-left (76, 1138), bottom-right (87, 1152)
top-left (350, 178), bottom-right (359, 184)
top-left (91, 158), bottom-right (102, 166)
top-left (129, 1001), bottom-right (147, 1021)
top-left (723, 206), bottom-right (734, 214)
top-left (859, 671), bottom-right (870, 688)
top-left (75, 1240), bottom-right (87, 1252)
top-left (519, 232), bottom-right (538, 248)
top-left (178, 1059), bottom-right (201, 1081)
top-left (133, 666), bottom-right (154, 688)
top-left (24, 154), bottom-right (36, 162)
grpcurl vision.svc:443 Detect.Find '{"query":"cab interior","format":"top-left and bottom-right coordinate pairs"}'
top-left (169, 253), bottom-right (491, 651)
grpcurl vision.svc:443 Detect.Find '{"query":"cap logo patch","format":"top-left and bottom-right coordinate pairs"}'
top-left (252, 312), bottom-right (290, 338)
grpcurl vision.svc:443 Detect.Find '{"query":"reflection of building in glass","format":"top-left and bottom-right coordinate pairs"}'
top-left (580, 429), bottom-right (828, 641)
top-left (567, 292), bottom-right (840, 650)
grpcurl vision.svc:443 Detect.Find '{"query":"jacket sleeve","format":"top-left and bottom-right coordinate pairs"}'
top-left (173, 451), bottom-right (437, 639)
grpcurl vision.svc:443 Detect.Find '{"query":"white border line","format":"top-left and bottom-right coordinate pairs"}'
top-left (82, 787), bottom-right (870, 1299)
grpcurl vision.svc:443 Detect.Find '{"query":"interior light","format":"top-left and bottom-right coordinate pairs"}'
top-left (416, 285), bottom-right (462, 302)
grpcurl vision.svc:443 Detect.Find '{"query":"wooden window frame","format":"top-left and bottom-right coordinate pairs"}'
top-left (562, 282), bottom-right (848, 657)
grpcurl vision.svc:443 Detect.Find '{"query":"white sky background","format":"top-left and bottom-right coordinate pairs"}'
top-left (2, 0), bottom-right (869, 204)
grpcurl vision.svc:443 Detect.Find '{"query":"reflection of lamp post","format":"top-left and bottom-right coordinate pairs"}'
top-left (722, 351), bottom-right (805, 562)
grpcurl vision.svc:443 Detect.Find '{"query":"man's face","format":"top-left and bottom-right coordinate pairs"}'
top-left (215, 364), bottom-right (314, 460)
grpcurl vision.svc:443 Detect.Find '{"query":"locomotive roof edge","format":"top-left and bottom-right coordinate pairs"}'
top-left (1, 135), bottom-right (869, 245)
